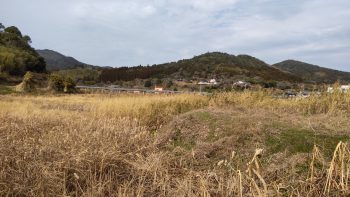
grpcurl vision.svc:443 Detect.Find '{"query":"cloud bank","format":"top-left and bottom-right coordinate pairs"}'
top-left (0, 0), bottom-right (349, 71)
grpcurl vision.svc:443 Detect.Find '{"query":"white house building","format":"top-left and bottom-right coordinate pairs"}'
top-left (327, 85), bottom-right (350, 93)
top-left (154, 86), bottom-right (163, 91)
top-left (197, 79), bottom-right (218, 92)
top-left (209, 79), bottom-right (218, 85)
top-left (198, 79), bottom-right (218, 85)
top-left (341, 85), bottom-right (349, 93)
top-left (233, 81), bottom-right (251, 89)
top-left (198, 81), bottom-right (211, 85)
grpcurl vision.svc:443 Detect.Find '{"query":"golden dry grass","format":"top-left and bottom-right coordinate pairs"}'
top-left (1, 91), bottom-right (350, 196)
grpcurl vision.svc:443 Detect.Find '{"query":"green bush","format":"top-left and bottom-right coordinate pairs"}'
top-left (49, 74), bottom-right (76, 93)
top-left (63, 77), bottom-right (76, 93)
top-left (0, 72), bottom-right (9, 81)
top-left (48, 74), bottom-right (64, 92)
top-left (166, 80), bottom-right (173, 88)
top-left (144, 80), bottom-right (152, 88)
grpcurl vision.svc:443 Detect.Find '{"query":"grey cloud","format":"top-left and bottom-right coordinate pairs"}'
top-left (0, 0), bottom-right (349, 71)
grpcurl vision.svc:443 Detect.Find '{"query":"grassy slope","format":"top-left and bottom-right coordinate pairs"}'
top-left (1, 92), bottom-right (350, 196)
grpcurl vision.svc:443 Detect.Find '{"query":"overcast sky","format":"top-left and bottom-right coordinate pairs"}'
top-left (1, 0), bottom-right (349, 71)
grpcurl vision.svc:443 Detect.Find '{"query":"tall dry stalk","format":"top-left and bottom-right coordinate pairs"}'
top-left (308, 145), bottom-right (324, 183)
top-left (324, 142), bottom-right (350, 195)
top-left (246, 148), bottom-right (268, 197)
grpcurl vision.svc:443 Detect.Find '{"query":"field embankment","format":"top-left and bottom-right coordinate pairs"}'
top-left (1, 92), bottom-right (350, 196)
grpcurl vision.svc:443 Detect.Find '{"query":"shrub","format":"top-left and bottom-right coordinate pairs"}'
top-left (0, 72), bottom-right (9, 82)
top-left (166, 80), bottom-right (173, 88)
top-left (63, 77), bottom-right (76, 93)
top-left (48, 74), bottom-right (64, 92)
top-left (155, 78), bottom-right (162, 85)
top-left (263, 80), bottom-right (277, 88)
top-left (144, 80), bottom-right (152, 88)
top-left (48, 74), bottom-right (76, 93)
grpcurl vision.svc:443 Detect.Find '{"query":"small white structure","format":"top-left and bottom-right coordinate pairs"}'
top-left (233, 81), bottom-right (251, 89)
top-left (327, 87), bottom-right (333, 93)
top-left (209, 79), bottom-right (218, 85)
top-left (233, 81), bottom-right (247, 85)
top-left (341, 85), bottom-right (349, 93)
top-left (108, 85), bottom-right (120, 88)
top-left (198, 79), bottom-right (218, 85)
top-left (198, 81), bottom-right (211, 85)
top-left (197, 79), bottom-right (218, 93)
top-left (327, 85), bottom-right (350, 93)
top-left (154, 86), bottom-right (163, 91)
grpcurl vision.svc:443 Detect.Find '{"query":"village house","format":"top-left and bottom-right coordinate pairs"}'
top-left (197, 79), bottom-right (219, 92)
top-left (327, 85), bottom-right (350, 93)
top-left (341, 85), bottom-right (350, 92)
top-left (198, 81), bottom-right (211, 85)
top-left (209, 79), bottom-right (218, 85)
top-left (232, 81), bottom-right (251, 89)
top-left (198, 79), bottom-right (218, 85)
top-left (154, 86), bottom-right (163, 91)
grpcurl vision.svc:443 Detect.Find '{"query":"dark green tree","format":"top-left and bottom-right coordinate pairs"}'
top-left (22, 35), bottom-right (32, 44)
top-left (4, 26), bottom-right (22, 37)
top-left (166, 80), bottom-right (173, 88)
top-left (63, 77), bottom-right (76, 93)
top-left (0, 23), bottom-right (4, 31)
top-left (263, 81), bottom-right (277, 88)
top-left (144, 80), bottom-right (152, 88)
top-left (155, 78), bottom-right (162, 85)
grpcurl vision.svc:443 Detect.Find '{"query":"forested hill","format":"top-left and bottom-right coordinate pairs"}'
top-left (0, 23), bottom-right (46, 76)
top-left (273, 60), bottom-right (350, 83)
top-left (36, 49), bottom-right (88, 71)
top-left (100, 52), bottom-right (301, 83)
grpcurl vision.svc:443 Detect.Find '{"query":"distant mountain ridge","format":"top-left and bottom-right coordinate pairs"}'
top-left (36, 49), bottom-right (350, 85)
top-left (36, 49), bottom-right (88, 71)
top-left (100, 52), bottom-right (301, 83)
top-left (273, 60), bottom-right (350, 84)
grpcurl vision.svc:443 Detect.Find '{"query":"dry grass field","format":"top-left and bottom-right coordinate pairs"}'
top-left (1, 91), bottom-right (350, 196)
